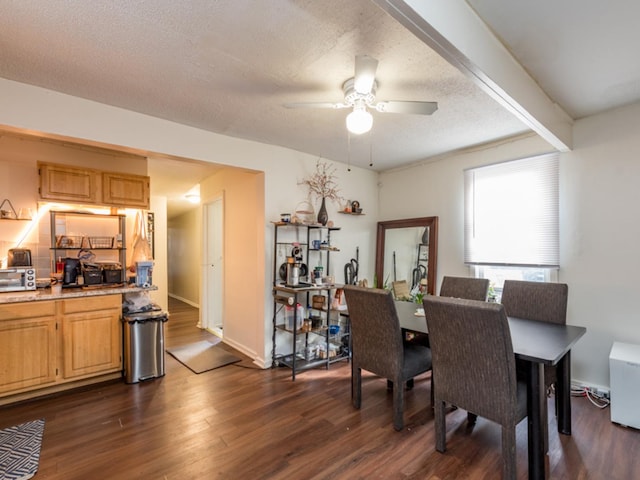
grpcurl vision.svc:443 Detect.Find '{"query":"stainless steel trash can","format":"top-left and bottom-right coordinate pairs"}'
top-left (123, 310), bottom-right (169, 384)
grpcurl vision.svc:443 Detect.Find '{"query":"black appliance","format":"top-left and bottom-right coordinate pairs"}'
top-left (63, 258), bottom-right (81, 285)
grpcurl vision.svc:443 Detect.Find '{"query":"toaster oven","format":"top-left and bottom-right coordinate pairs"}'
top-left (0, 267), bottom-right (36, 292)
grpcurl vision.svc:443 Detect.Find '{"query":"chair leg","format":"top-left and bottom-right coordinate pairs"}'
top-left (434, 398), bottom-right (447, 452)
top-left (393, 380), bottom-right (405, 431)
top-left (430, 375), bottom-right (434, 408)
top-left (502, 425), bottom-right (517, 480)
top-left (352, 367), bottom-right (362, 409)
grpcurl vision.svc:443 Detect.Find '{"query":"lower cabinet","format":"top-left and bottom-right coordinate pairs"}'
top-left (61, 295), bottom-right (122, 379)
top-left (0, 295), bottom-right (122, 402)
top-left (0, 301), bottom-right (57, 394)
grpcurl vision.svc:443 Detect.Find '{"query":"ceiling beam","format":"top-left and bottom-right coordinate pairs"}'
top-left (374, 0), bottom-right (573, 151)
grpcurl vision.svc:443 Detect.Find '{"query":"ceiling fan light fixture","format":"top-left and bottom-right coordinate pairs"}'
top-left (346, 106), bottom-right (373, 135)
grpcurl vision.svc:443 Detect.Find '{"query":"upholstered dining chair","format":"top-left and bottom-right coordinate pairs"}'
top-left (500, 280), bottom-right (569, 411)
top-left (434, 276), bottom-right (491, 417)
top-left (439, 276), bottom-right (490, 301)
top-left (405, 275), bottom-right (490, 353)
top-left (343, 285), bottom-right (432, 431)
top-left (423, 296), bottom-right (528, 480)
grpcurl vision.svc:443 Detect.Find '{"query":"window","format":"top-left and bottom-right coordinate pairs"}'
top-left (464, 154), bottom-right (559, 295)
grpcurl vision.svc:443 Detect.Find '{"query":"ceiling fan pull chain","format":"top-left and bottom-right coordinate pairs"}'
top-left (369, 131), bottom-right (373, 167)
top-left (347, 131), bottom-right (352, 172)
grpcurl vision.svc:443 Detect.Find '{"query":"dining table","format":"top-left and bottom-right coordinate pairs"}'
top-left (394, 300), bottom-right (587, 480)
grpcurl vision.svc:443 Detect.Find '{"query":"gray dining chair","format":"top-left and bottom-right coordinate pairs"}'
top-left (500, 280), bottom-right (568, 414)
top-left (439, 275), bottom-right (490, 301)
top-left (423, 296), bottom-right (528, 480)
top-left (343, 285), bottom-right (432, 431)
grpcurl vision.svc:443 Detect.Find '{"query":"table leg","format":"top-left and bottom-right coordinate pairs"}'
top-left (526, 361), bottom-right (547, 479)
top-left (556, 351), bottom-right (572, 435)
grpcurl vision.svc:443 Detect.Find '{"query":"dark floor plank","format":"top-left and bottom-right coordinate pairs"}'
top-left (0, 297), bottom-right (636, 479)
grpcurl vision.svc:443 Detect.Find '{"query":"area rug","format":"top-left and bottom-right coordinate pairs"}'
top-left (0, 418), bottom-right (45, 480)
top-left (167, 340), bottom-right (241, 374)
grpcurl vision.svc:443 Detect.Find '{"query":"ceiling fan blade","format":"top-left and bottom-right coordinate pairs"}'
top-left (353, 55), bottom-right (378, 94)
top-left (375, 101), bottom-right (438, 115)
top-left (283, 102), bottom-right (349, 109)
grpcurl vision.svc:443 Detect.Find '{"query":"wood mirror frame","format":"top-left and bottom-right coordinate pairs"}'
top-left (375, 216), bottom-right (438, 295)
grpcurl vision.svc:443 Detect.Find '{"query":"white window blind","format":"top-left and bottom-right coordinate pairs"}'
top-left (464, 154), bottom-right (559, 267)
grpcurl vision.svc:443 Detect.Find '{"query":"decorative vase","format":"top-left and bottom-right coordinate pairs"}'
top-left (317, 197), bottom-right (328, 226)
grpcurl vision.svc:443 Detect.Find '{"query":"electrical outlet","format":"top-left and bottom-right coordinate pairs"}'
top-left (596, 388), bottom-right (610, 399)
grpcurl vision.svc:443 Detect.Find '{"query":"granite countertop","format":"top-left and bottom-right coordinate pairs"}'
top-left (0, 285), bottom-right (158, 304)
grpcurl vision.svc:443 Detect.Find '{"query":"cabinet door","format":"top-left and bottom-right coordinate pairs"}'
top-left (39, 162), bottom-right (100, 204)
top-left (61, 296), bottom-right (122, 378)
top-left (102, 172), bottom-right (150, 209)
top-left (0, 302), bottom-right (57, 394)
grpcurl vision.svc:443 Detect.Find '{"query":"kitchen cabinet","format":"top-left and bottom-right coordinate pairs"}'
top-left (38, 162), bottom-right (100, 204)
top-left (102, 172), bottom-right (150, 208)
top-left (61, 295), bottom-right (122, 379)
top-left (271, 222), bottom-right (350, 380)
top-left (38, 162), bottom-right (150, 209)
top-left (0, 301), bottom-right (57, 394)
top-left (0, 294), bottom-right (123, 402)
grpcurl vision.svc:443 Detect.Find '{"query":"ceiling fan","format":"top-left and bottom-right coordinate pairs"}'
top-left (284, 55), bottom-right (438, 135)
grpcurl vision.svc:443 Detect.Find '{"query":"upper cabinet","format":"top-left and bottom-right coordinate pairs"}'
top-left (39, 163), bottom-right (101, 204)
top-left (102, 172), bottom-right (150, 208)
top-left (39, 162), bottom-right (150, 209)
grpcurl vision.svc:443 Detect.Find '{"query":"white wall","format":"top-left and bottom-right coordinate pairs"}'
top-left (379, 102), bottom-right (640, 389)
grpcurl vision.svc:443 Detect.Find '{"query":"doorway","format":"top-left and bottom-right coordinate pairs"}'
top-left (201, 194), bottom-right (224, 336)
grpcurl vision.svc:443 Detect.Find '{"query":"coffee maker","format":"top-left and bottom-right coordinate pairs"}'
top-left (286, 257), bottom-right (300, 286)
top-left (63, 258), bottom-right (81, 285)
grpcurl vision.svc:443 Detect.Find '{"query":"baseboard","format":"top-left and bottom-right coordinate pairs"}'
top-left (168, 293), bottom-right (199, 309)
top-left (220, 337), bottom-right (266, 369)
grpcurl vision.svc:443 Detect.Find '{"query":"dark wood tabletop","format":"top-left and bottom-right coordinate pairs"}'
top-left (508, 316), bottom-right (586, 364)
top-left (395, 300), bottom-right (587, 479)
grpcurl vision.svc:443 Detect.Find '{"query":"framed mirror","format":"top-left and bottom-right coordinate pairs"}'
top-left (375, 216), bottom-right (438, 296)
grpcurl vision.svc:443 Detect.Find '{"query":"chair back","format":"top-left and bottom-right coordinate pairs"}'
top-left (423, 296), bottom-right (518, 424)
top-left (343, 285), bottom-right (405, 380)
top-left (501, 280), bottom-right (568, 325)
top-left (439, 276), bottom-right (490, 301)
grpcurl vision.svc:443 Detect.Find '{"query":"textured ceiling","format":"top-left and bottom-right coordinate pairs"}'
top-left (467, 0), bottom-right (640, 120)
top-left (0, 0), bottom-right (528, 173)
top-left (1, 0), bottom-right (639, 217)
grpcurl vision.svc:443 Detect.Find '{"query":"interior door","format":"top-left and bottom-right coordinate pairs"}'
top-left (201, 195), bottom-right (224, 334)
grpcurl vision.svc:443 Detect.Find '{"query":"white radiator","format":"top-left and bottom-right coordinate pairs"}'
top-left (610, 342), bottom-right (640, 429)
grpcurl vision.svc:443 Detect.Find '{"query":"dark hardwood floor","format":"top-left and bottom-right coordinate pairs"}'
top-left (1, 297), bottom-right (637, 479)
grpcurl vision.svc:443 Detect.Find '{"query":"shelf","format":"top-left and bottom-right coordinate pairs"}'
top-left (274, 354), bottom-right (329, 371)
top-left (272, 222), bottom-right (348, 380)
top-left (338, 211), bottom-right (365, 216)
top-left (50, 210), bottom-right (127, 284)
top-left (51, 247), bottom-right (125, 251)
top-left (276, 324), bottom-right (327, 335)
top-left (272, 221), bottom-right (340, 229)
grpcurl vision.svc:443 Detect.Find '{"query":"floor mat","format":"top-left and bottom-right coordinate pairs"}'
top-left (0, 418), bottom-right (45, 480)
top-left (166, 340), bottom-right (241, 374)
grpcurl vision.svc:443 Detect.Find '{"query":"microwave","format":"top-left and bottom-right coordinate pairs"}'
top-left (0, 267), bottom-right (36, 292)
